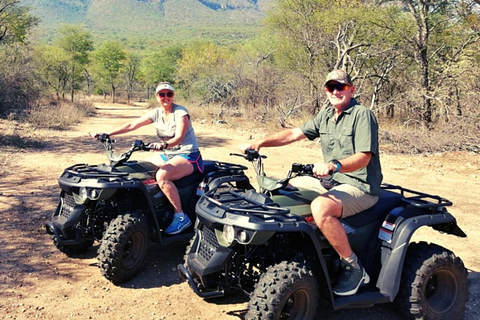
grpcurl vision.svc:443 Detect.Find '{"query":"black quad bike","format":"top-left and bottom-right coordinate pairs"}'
top-left (45, 134), bottom-right (252, 284)
top-left (179, 150), bottom-right (470, 320)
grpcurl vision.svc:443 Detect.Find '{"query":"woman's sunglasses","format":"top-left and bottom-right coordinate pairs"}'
top-left (157, 91), bottom-right (174, 98)
top-left (325, 82), bottom-right (350, 93)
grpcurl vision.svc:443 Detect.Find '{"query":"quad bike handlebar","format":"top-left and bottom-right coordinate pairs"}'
top-left (92, 133), bottom-right (153, 166)
top-left (290, 163), bottom-right (314, 175)
top-left (231, 149), bottom-right (328, 176)
top-left (230, 149), bottom-right (266, 162)
top-left (94, 133), bottom-right (114, 143)
top-left (229, 149), bottom-right (331, 194)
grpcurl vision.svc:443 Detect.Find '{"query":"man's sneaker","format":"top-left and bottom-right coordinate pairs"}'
top-left (333, 261), bottom-right (370, 296)
top-left (165, 214), bottom-right (192, 235)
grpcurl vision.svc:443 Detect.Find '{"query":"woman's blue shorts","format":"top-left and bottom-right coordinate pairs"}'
top-left (160, 151), bottom-right (204, 173)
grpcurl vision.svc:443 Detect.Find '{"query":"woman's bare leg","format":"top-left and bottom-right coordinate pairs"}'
top-left (155, 156), bottom-right (194, 213)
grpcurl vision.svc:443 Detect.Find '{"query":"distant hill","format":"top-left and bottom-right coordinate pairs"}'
top-left (23, 0), bottom-right (273, 45)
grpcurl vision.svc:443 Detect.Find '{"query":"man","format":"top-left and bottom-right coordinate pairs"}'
top-left (240, 69), bottom-right (382, 296)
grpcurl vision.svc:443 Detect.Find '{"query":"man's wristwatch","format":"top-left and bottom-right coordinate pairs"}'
top-left (331, 159), bottom-right (342, 173)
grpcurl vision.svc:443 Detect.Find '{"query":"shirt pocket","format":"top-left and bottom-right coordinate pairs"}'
top-left (339, 127), bottom-right (355, 156)
top-left (318, 128), bottom-right (335, 154)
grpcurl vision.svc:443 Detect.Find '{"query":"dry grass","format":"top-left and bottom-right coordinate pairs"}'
top-left (380, 115), bottom-right (480, 154)
top-left (28, 100), bottom-right (96, 130)
top-left (188, 102), bottom-right (311, 135)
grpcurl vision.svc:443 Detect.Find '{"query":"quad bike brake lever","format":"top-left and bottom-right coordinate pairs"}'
top-left (133, 140), bottom-right (151, 151)
top-left (230, 150), bottom-right (266, 162)
top-left (291, 163), bottom-right (313, 174)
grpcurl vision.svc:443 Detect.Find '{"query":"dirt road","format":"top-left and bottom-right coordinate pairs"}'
top-left (1, 103), bottom-right (479, 319)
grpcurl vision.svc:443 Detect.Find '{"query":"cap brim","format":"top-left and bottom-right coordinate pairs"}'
top-left (325, 79), bottom-right (349, 86)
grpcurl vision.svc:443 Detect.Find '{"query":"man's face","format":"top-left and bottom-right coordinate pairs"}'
top-left (325, 81), bottom-right (355, 110)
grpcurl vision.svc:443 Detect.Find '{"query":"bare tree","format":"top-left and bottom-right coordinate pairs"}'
top-left (386, 0), bottom-right (480, 124)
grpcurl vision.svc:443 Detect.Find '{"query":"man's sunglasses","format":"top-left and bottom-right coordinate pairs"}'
top-left (157, 91), bottom-right (174, 98)
top-left (325, 82), bottom-right (350, 93)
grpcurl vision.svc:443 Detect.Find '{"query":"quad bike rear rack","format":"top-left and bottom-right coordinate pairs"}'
top-left (381, 183), bottom-right (452, 210)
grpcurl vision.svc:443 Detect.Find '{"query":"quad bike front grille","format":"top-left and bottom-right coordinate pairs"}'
top-left (60, 192), bottom-right (75, 219)
top-left (198, 225), bottom-right (220, 263)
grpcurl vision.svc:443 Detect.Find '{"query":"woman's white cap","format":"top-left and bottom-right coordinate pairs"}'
top-left (155, 83), bottom-right (174, 94)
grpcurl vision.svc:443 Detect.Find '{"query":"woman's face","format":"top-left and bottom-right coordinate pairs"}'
top-left (156, 90), bottom-right (174, 108)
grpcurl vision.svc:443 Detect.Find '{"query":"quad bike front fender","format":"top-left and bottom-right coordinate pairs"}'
top-left (376, 208), bottom-right (467, 300)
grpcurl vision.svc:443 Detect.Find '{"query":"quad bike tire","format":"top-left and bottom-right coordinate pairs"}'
top-left (98, 213), bottom-right (149, 284)
top-left (52, 236), bottom-right (94, 256)
top-left (395, 241), bottom-right (469, 320)
top-left (246, 260), bottom-right (319, 320)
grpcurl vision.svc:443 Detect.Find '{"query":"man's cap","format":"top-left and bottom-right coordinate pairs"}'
top-left (155, 82), bottom-right (174, 94)
top-left (324, 69), bottom-right (352, 86)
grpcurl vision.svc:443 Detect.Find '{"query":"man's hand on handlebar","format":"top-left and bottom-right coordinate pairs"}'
top-left (239, 143), bottom-right (260, 153)
top-left (230, 149), bottom-right (264, 162)
top-left (312, 163), bottom-right (336, 177)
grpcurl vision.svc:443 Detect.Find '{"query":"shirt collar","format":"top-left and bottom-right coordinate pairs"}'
top-left (327, 98), bottom-right (358, 118)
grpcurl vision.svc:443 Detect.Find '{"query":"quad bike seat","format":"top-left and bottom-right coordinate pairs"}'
top-left (173, 160), bottom-right (217, 188)
top-left (271, 187), bottom-right (405, 229)
top-left (343, 189), bottom-right (404, 228)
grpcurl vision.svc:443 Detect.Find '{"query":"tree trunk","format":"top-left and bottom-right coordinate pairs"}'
top-left (70, 65), bottom-right (75, 102)
top-left (386, 104), bottom-right (394, 118)
top-left (419, 47), bottom-right (432, 123)
top-left (455, 84), bottom-right (462, 116)
top-left (112, 83), bottom-right (116, 103)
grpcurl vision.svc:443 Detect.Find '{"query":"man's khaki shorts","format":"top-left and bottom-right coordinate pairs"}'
top-left (290, 177), bottom-right (379, 218)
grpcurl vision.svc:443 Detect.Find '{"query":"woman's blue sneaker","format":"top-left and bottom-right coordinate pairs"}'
top-left (165, 214), bottom-right (192, 235)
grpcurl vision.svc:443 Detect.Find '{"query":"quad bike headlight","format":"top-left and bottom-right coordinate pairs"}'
top-left (220, 225), bottom-right (251, 246)
top-left (76, 187), bottom-right (88, 204)
top-left (238, 230), bottom-right (248, 242)
top-left (74, 187), bottom-right (101, 204)
top-left (223, 225), bottom-right (235, 245)
top-left (88, 188), bottom-right (100, 199)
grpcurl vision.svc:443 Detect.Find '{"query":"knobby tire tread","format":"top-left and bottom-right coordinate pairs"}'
top-left (97, 213), bottom-right (149, 284)
top-left (395, 241), bottom-right (469, 320)
top-left (246, 260), bottom-right (319, 320)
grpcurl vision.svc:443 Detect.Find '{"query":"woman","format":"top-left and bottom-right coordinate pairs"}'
top-left (97, 82), bottom-right (203, 235)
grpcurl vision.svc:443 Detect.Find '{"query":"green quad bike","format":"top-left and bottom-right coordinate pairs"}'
top-left (178, 149), bottom-right (470, 320)
top-left (45, 134), bottom-right (252, 284)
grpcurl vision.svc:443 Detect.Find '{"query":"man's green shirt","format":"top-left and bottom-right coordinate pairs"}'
top-left (299, 98), bottom-right (383, 196)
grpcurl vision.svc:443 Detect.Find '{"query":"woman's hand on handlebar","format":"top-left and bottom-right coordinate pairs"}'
top-left (148, 142), bottom-right (168, 151)
top-left (90, 133), bottom-right (110, 141)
